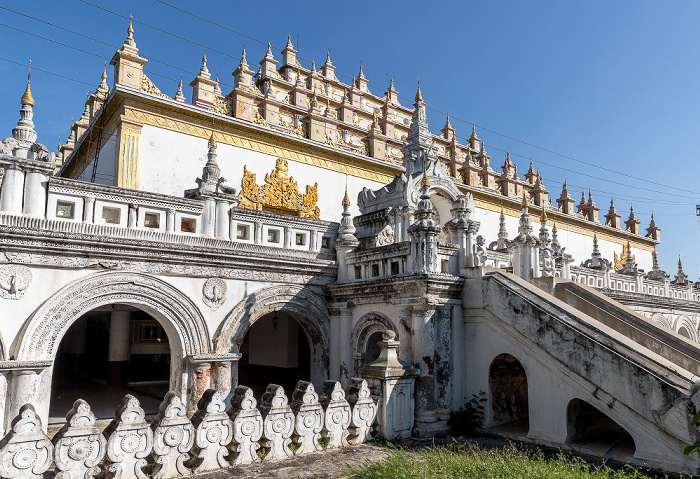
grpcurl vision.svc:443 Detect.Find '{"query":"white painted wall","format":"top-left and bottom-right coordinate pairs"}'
top-left (137, 125), bottom-right (386, 222)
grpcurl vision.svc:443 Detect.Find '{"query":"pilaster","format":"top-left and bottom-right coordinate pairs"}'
top-left (116, 119), bottom-right (142, 190)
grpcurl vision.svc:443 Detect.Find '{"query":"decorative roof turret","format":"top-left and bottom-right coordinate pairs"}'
top-left (581, 233), bottom-right (611, 270)
top-left (400, 80), bottom-right (443, 179)
top-left (385, 76), bottom-right (400, 106)
top-left (646, 250), bottom-right (669, 281)
top-left (512, 193), bottom-right (538, 245)
top-left (468, 124), bottom-right (480, 151)
top-left (199, 50), bottom-right (210, 78)
top-left (335, 186), bottom-right (359, 248)
top-left (441, 114), bottom-right (455, 141)
top-left (356, 62), bottom-right (368, 92)
top-left (672, 255), bottom-right (688, 285)
top-left (13, 68), bottom-right (38, 144)
top-left (321, 49), bottom-right (337, 80)
top-left (477, 141), bottom-right (490, 169)
top-left (604, 197), bottom-right (621, 228)
top-left (233, 48), bottom-right (255, 90)
top-left (551, 222), bottom-right (561, 251)
top-left (259, 41), bottom-right (279, 80)
top-left (538, 206), bottom-right (550, 246)
top-left (530, 172), bottom-right (549, 207)
top-left (214, 73), bottom-right (222, 97)
top-left (110, 17), bottom-right (148, 90)
top-left (1, 65), bottom-right (52, 162)
top-left (576, 190), bottom-right (587, 214)
top-left (184, 134), bottom-right (236, 198)
top-left (556, 179), bottom-right (576, 215)
top-left (525, 160), bottom-right (537, 185)
top-left (190, 49), bottom-right (217, 106)
top-left (618, 240), bottom-right (638, 275)
top-left (624, 205), bottom-right (641, 235)
top-left (488, 207), bottom-right (510, 251)
top-left (97, 64), bottom-right (109, 95)
top-left (646, 213), bottom-right (661, 241)
top-left (582, 189), bottom-right (600, 223)
top-left (174, 75), bottom-right (186, 102)
top-left (281, 35), bottom-right (300, 67)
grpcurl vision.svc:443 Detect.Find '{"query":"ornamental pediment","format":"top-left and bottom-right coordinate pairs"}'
top-left (238, 158), bottom-right (320, 219)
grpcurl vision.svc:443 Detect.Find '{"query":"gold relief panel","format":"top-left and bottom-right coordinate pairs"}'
top-left (239, 158), bottom-right (320, 219)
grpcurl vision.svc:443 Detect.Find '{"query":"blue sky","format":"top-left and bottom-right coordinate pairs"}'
top-left (1, 0), bottom-right (699, 275)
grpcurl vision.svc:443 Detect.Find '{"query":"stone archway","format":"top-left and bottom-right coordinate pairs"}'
top-left (351, 312), bottom-right (397, 372)
top-left (651, 313), bottom-right (673, 330)
top-left (11, 271), bottom-right (211, 424)
top-left (674, 316), bottom-right (698, 342)
top-left (213, 284), bottom-right (329, 389)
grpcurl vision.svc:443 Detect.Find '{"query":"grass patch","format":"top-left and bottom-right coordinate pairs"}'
top-left (346, 443), bottom-right (677, 479)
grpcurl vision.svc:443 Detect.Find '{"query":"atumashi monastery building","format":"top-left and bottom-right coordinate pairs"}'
top-left (0, 19), bottom-right (699, 475)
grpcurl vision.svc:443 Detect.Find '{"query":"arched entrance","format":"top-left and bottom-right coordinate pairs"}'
top-left (489, 353), bottom-right (529, 434)
top-left (237, 310), bottom-right (311, 396)
top-left (214, 284), bottom-right (329, 391)
top-left (13, 271), bottom-right (211, 425)
top-left (50, 305), bottom-right (171, 424)
top-left (352, 313), bottom-right (397, 372)
top-left (566, 398), bottom-right (636, 456)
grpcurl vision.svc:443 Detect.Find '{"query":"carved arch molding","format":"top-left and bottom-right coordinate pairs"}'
top-left (15, 271), bottom-right (211, 360)
top-left (213, 284), bottom-right (330, 355)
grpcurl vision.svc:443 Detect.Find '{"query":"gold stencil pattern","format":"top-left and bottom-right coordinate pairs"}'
top-left (239, 158), bottom-right (320, 219)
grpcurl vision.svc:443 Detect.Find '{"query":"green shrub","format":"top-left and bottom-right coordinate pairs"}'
top-left (448, 390), bottom-right (486, 436)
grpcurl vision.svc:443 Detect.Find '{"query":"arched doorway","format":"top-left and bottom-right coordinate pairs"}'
top-left (50, 305), bottom-right (171, 424)
top-left (214, 284), bottom-right (329, 391)
top-left (566, 398), bottom-right (636, 456)
top-left (489, 353), bottom-right (529, 434)
top-left (351, 313), bottom-right (397, 372)
top-left (237, 310), bottom-right (311, 396)
top-left (13, 271), bottom-right (210, 425)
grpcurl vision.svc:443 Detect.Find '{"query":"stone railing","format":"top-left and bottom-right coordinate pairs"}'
top-left (571, 265), bottom-right (700, 303)
top-left (0, 166), bottom-right (338, 256)
top-left (0, 379), bottom-right (376, 479)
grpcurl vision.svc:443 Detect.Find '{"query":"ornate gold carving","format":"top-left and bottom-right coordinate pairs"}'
top-left (614, 245), bottom-right (636, 271)
top-left (250, 83), bottom-right (263, 95)
top-left (253, 107), bottom-right (268, 127)
top-left (290, 123), bottom-right (306, 138)
top-left (279, 115), bottom-right (293, 128)
top-left (141, 74), bottom-right (170, 100)
top-left (238, 158), bottom-right (320, 219)
top-left (213, 97), bottom-right (232, 116)
top-left (355, 141), bottom-right (368, 156)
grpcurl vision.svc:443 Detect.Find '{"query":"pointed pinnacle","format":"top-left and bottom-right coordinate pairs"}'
top-left (540, 207), bottom-right (547, 222)
top-left (208, 131), bottom-right (216, 149)
top-left (521, 192), bottom-right (528, 208)
top-left (128, 14), bottom-right (134, 34)
top-left (421, 166), bottom-right (431, 188)
top-left (21, 63), bottom-right (34, 106)
top-left (342, 187), bottom-right (350, 207)
top-left (500, 207), bottom-right (505, 221)
top-left (415, 77), bottom-right (423, 102)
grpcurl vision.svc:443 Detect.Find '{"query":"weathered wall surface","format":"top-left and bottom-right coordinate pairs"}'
top-left (462, 270), bottom-right (700, 473)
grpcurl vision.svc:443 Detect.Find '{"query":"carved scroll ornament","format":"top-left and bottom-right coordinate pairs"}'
top-left (238, 159), bottom-right (320, 219)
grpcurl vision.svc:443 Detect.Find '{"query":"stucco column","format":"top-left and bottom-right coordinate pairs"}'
top-left (411, 306), bottom-right (444, 437)
top-left (338, 308), bottom-right (354, 387)
top-left (215, 200), bottom-right (230, 240)
top-left (202, 197), bottom-right (215, 238)
top-left (465, 223), bottom-right (478, 268)
top-left (165, 208), bottom-right (175, 233)
top-left (451, 305), bottom-right (465, 410)
top-left (127, 203), bottom-right (137, 228)
top-left (108, 310), bottom-right (131, 385)
top-left (83, 196), bottom-right (95, 223)
top-left (8, 365), bottom-right (52, 431)
top-left (0, 165), bottom-right (25, 214)
top-left (22, 169), bottom-right (47, 217)
top-left (0, 370), bottom-right (8, 435)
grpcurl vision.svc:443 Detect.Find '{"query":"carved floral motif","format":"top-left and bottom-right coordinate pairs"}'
top-left (290, 381), bottom-right (323, 455)
top-left (52, 399), bottom-right (107, 479)
top-left (258, 385), bottom-right (294, 461)
top-left (0, 405), bottom-right (53, 479)
top-left (150, 392), bottom-right (194, 479)
top-left (141, 74), bottom-right (171, 100)
top-left (238, 159), bottom-right (320, 219)
top-left (345, 379), bottom-right (377, 445)
top-left (103, 395), bottom-right (153, 479)
top-left (227, 386), bottom-right (263, 466)
top-left (187, 390), bottom-right (232, 473)
top-left (319, 381), bottom-right (351, 449)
